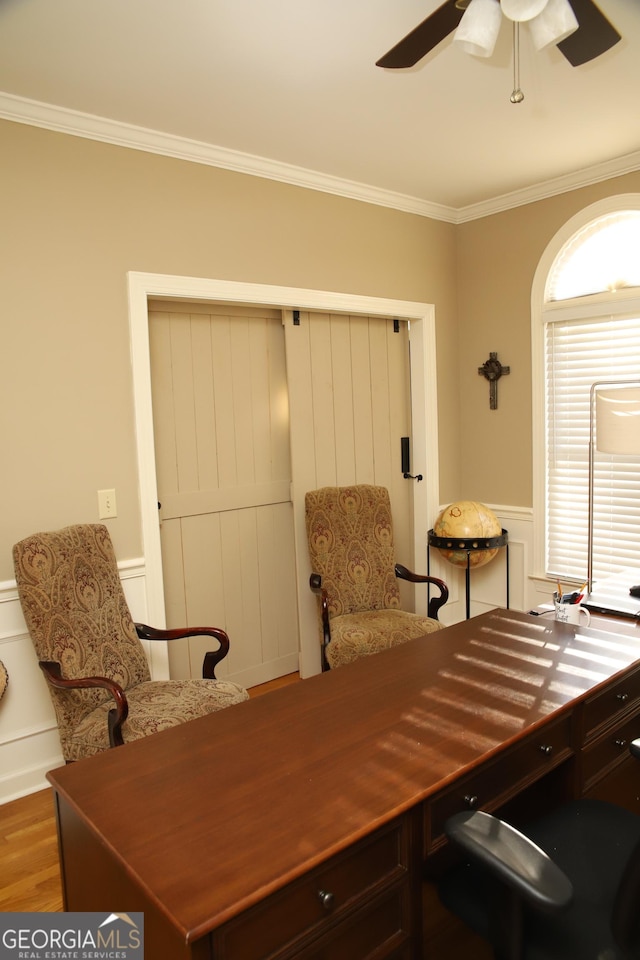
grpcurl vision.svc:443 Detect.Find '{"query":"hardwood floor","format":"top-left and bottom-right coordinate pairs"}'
top-left (0, 787), bottom-right (61, 912)
top-left (247, 671), bottom-right (300, 698)
top-left (0, 669), bottom-right (489, 957)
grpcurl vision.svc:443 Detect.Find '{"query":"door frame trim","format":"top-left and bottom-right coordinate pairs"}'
top-left (127, 272), bottom-right (440, 665)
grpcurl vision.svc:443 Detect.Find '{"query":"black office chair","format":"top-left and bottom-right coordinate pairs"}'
top-left (438, 740), bottom-right (640, 960)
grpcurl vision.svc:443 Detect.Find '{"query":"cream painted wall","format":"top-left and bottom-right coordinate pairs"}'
top-left (0, 119), bottom-right (459, 582)
top-left (2, 117), bottom-right (637, 579)
top-left (455, 170), bottom-right (640, 507)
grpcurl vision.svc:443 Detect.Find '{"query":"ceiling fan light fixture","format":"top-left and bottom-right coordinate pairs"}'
top-left (527, 0), bottom-right (578, 49)
top-left (501, 0), bottom-right (548, 22)
top-left (453, 0), bottom-right (502, 57)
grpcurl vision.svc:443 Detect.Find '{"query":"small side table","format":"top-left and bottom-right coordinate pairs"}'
top-left (428, 529), bottom-right (509, 620)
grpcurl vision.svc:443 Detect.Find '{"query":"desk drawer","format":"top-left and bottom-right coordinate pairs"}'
top-left (582, 665), bottom-right (640, 741)
top-left (425, 714), bottom-right (573, 852)
top-left (582, 711), bottom-right (640, 792)
top-left (213, 818), bottom-right (409, 960)
top-left (296, 885), bottom-right (411, 960)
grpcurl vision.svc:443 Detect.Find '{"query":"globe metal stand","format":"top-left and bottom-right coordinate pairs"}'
top-left (428, 529), bottom-right (509, 620)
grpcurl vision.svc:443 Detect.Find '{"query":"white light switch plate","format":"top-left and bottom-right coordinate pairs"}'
top-left (98, 489), bottom-right (117, 519)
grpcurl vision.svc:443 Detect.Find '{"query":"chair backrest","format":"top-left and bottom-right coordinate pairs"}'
top-left (305, 485), bottom-right (400, 618)
top-left (13, 524), bottom-right (151, 748)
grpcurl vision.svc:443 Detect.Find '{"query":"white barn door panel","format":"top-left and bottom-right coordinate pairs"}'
top-left (285, 310), bottom-right (416, 677)
top-left (148, 301), bottom-right (299, 689)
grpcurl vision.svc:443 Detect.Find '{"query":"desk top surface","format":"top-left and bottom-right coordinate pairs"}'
top-left (48, 609), bottom-right (640, 943)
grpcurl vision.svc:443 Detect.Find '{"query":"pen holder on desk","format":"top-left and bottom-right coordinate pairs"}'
top-left (554, 593), bottom-right (590, 625)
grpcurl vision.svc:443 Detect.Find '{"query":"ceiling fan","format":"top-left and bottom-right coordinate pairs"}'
top-left (376, 0), bottom-right (621, 69)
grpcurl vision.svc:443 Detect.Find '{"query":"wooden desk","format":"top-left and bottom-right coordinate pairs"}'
top-left (47, 610), bottom-right (640, 960)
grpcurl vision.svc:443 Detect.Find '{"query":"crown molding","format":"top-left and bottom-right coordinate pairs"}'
top-left (1, 91), bottom-right (639, 224)
top-left (0, 92), bottom-right (458, 223)
top-left (456, 150), bottom-right (640, 222)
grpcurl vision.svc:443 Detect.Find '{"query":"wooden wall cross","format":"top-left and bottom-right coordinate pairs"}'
top-left (478, 352), bottom-right (510, 409)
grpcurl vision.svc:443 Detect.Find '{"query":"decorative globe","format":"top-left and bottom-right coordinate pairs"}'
top-left (432, 501), bottom-right (502, 569)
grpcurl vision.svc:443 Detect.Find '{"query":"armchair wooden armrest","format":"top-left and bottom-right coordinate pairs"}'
top-left (309, 574), bottom-right (332, 671)
top-left (394, 563), bottom-right (449, 619)
top-left (134, 623), bottom-right (230, 679)
top-left (39, 660), bottom-right (129, 748)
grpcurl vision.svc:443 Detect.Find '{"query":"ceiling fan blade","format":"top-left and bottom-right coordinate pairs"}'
top-left (557, 0), bottom-right (621, 66)
top-left (376, 0), bottom-right (465, 68)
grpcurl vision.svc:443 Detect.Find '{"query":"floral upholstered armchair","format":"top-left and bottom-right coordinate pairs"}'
top-left (0, 660), bottom-right (7, 702)
top-left (13, 523), bottom-right (249, 761)
top-left (305, 485), bottom-right (449, 670)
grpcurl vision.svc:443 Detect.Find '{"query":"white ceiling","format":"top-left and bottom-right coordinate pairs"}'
top-left (0, 0), bottom-right (639, 219)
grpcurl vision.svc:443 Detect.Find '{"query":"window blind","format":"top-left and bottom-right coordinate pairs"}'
top-left (545, 313), bottom-right (640, 582)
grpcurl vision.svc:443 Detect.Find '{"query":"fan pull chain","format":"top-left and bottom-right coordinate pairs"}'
top-left (510, 21), bottom-right (524, 104)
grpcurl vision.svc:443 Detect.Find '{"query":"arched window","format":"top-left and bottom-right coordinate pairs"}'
top-left (532, 197), bottom-right (640, 589)
top-left (546, 211), bottom-right (640, 301)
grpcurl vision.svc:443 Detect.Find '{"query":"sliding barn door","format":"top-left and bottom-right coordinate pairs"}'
top-left (148, 301), bottom-right (299, 688)
top-left (284, 310), bottom-right (415, 677)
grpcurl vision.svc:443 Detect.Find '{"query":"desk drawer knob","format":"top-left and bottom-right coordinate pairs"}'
top-left (539, 745), bottom-right (553, 756)
top-left (464, 795), bottom-right (479, 809)
top-left (615, 739), bottom-right (627, 749)
top-left (616, 693), bottom-right (630, 703)
top-left (318, 890), bottom-right (334, 911)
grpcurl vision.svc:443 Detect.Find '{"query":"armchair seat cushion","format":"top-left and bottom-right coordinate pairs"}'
top-left (326, 609), bottom-right (443, 669)
top-left (69, 678), bottom-right (249, 761)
